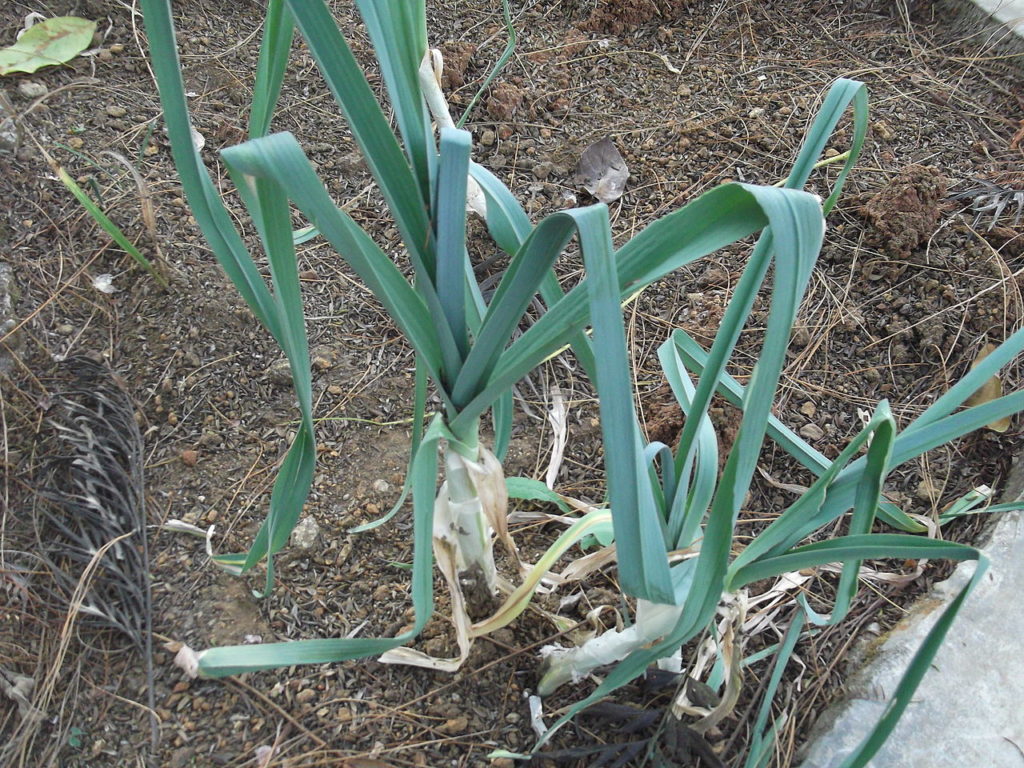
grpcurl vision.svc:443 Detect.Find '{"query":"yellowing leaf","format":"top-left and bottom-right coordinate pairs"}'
top-left (0, 17), bottom-right (96, 75)
top-left (964, 342), bottom-right (1011, 433)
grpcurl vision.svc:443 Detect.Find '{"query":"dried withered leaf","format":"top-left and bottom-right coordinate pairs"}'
top-left (964, 342), bottom-right (1011, 433)
top-left (574, 137), bottom-right (629, 203)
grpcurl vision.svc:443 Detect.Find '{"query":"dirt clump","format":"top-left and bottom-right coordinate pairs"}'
top-left (438, 40), bottom-right (477, 90)
top-left (859, 164), bottom-right (948, 258)
top-left (485, 80), bottom-right (525, 121)
top-left (580, 0), bottom-right (692, 35)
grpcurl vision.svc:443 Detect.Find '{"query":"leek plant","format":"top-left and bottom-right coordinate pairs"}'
top-left (141, 0), bottom-right (865, 688)
top-left (527, 80), bottom-right (1024, 767)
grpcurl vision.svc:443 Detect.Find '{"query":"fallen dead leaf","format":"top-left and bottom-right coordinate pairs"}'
top-left (964, 342), bottom-right (1011, 432)
top-left (574, 137), bottom-right (629, 203)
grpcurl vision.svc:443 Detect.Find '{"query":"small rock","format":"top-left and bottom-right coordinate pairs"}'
top-left (799, 422), bottom-right (825, 441)
top-left (491, 759), bottom-right (515, 768)
top-left (106, 105), bottom-right (127, 118)
top-left (790, 326), bottom-right (811, 347)
top-left (872, 120), bottom-right (896, 142)
top-left (748, 107), bottom-right (765, 119)
top-left (180, 449), bottom-right (199, 467)
top-left (168, 746), bottom-right (195, 768)
top-left (290, 516), bottom-right (321, 550)
top-left (372, 479), bottom-right (391, 493)
top-left (56, 323), bottom-right (74, 335)
top-left (532, 161), bottom-right (553, 180)
top-left (67, 136), bottom-right (84, 149)
top-left (109, 43), bottom-right (125, 54)
top-left (17, 81), bottom-right (47, 99)
top-left (267, 358), bottom-right (293, 385)
top-left (479, 129), bottom-right (496, 147)
top-left (97, 49), bottom-right (113, 62)
top-left (799, 401), bottom-right (816, 418)
top-left (440, 716), bottom-right (468, 734)
top-left (295, 688), bottom-right (316, 704)
top-left (0, 90), bottom-right (22, 153)
top-left (916, 475), bottom-right (941, 502)
top-left (0, 263), bottom-right (21, 375)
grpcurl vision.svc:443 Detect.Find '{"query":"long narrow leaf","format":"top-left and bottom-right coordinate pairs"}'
top-left (218, 132), bottom-right (454, 411)
top-left (283, 0), bottom-right (435, 279)
top-left (452, 183), bottom-right (819, 434)
top-left (435, 128), bottom-right (472, 364)
top-left (580, 204), bottom-right (675, 603)
top-left (248, 0), bottom-right (294, 139)
top-left (356, 0), bottom-right (434, 197)
top-left (139, 0), bottom-right (283, 338)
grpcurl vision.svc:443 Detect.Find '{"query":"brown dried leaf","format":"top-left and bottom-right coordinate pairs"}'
top-left (964, 342), bottom-right (1011, 433)
top-left (574, 137), bottom-right (629, 203)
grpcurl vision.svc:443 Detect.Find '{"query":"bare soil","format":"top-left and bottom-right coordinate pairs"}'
top-left (1, 1), bottom-right (1022, 767)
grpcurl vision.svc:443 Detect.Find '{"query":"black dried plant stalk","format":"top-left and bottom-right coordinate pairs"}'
top-left (532, 673), bottom-right (726, 768)
top-left (35, 355), bottom-right (156, 742)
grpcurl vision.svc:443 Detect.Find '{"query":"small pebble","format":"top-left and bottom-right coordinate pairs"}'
top-left (532, 161), bottom-right (553, 180)
top-left (799, 401), bottom-right (816, 418)
top-left (799, 423), bottom-right (825, 441)
top-left (106, 105), bottom-right (127, 118)
top-left (479, 129), bottom-right (496, 147)
top-left (440, 716), bottom-right (468, 734)
top-left (180, 449), bottom-right (199, 467)
top-left (18, 81), bottom-right (47, 99)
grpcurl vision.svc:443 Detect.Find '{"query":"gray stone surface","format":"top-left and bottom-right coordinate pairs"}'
top-left (799, 509), bottom-right (1024, 767)
top-left (967, 0), bottom-right (1024, 36)
top-left (937, 0), bottom-right (1024, 56)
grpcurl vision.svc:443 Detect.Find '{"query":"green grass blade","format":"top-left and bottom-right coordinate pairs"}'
top-left (658, 334), bottom-right (718, 549)
top-left (456, 0), bottom-right (515, 128)
top-left (802, 405), bottom-right (895, 626)
top-left (731, 533), bottom-right (978, 586)
top-left (349, 356), bottom-right (428, 533)
top-left (451, 210), bottom-right (577, 406)
top-left (213, 144), bottom-right (316, 594)
top-left (900, 324), bottom-right (1024, 438)
top-left (726, 404), bottom-right (897, 580)
top-left (781, 79), bottom-right (868, 214)
top-left (837, 554), bottom-right (988, 767)
top-left (744, 612), bottom-right (806, 768)
top-left (677, 184), bottom-right (823, 642)
top-left (53, 165), bottom-right (168, 288)
top-left (248, 0), bottom-right (294, 139)
top-left (451, 183), bottom-right (813, 434)
top-left (671, 330), bottom-right (924, 533)
top-left (468, 161), bottom-right (599, 379)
